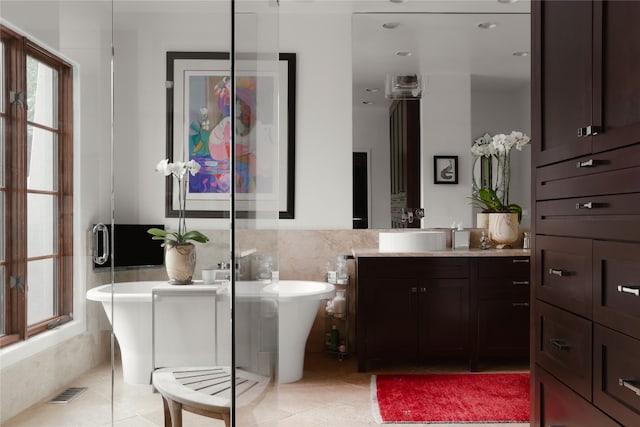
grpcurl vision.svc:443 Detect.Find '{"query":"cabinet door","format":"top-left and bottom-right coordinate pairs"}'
top-left (533, 0), bottom-right (593, 166)
top-left (367, 279), bottom-right (419, 360)
top-left (418, 278), bottom-right (469, 357)
top-left (477, 299), bottom-right (529, 358)
top-left (592, 1), bottom-right (640, 153)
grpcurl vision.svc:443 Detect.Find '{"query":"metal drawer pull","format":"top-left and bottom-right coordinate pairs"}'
top-left (576, 201), bottom-right (593, 209)
top-left (576, 159), bottom-right (595, 168)
top-left (549, 339), bottom-right (571, 351)
top-left (512, 258), bottom-right (530, 264)
top-left (411, 287), bottom-right (417, 293)
top-left (512, 302), bottom-right (529, 307)
top-left (618, 378), bottom-right (640, 396)
top-left (617, 285), bottom-right (640, 297)
top-left (549, 268), bottom-right (571, 277)
top-left (512, 281), bottom-right (529, 286)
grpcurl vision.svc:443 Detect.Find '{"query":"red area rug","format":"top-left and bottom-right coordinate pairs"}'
top-left (371, 372), bottom-right (529, 424)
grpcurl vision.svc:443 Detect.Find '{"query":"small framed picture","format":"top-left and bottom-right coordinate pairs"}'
top-left (434, 155), bottom-right (459, 184)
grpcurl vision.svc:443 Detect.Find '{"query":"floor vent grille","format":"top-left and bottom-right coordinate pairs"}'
top-left (47, 387), bottom-right (88, 404)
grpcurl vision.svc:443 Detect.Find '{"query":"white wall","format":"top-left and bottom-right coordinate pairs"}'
top-left (471, 81), bottom-right (531, 227)
top-left (279, 12), bottom-right (353, 229)
top-left (421, 74), bottom-right (473, 228)
top-left (353, 103), bottom-right (391, 228)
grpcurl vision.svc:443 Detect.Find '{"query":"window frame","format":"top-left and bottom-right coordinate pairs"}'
top-left (1, 25), bottom-right (74, 348)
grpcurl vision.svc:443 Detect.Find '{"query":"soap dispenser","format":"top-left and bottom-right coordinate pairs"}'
top-left (332, 290), bottom-right (346, 318)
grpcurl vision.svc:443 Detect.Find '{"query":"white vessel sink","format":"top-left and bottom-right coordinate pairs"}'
top-left (378, 230), bottom-right (447, 253)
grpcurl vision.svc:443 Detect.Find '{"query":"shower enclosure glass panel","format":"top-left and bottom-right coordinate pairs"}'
top-left (232, 1), bottom-right (280, 425)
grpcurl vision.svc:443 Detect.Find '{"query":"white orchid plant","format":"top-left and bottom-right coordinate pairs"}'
top-left (470, 131), bottom-right (531, 222)
top-left (147, 159), bottom-right (210, 247)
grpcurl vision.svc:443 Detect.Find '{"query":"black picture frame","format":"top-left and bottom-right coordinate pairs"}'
top-left (434, 155), bottom-right (459, 184)
top-left (165, 51), bottom-right (296, 219)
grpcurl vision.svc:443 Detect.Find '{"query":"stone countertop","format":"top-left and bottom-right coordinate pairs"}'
top-left (352, 248), bottom-right (531, 258)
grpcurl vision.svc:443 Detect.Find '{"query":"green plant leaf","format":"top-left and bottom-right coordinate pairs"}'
top-left (182, 230), bottom-right (210, 243)
top-left (147, 227), bottom-right (168, 237)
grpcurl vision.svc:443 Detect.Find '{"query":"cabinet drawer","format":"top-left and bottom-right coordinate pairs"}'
top-left (593, 240), bottom-right (640, 340)
top-left (476, 257), bottom-right (530, 279)
top-left (594, 325), bottom-right (640, 426)
top-left (536, 193), bottom-right (640, 241)
top-left (536, 143), bottom-right (640, 201)
top-left (357, 257), bottom-right (469, 280)
top-left (536, 236), bottom-right (593, 317)
top-left (535, 301), bottom-right (592, 400)
top-left (534, 366), bottom-right (620, 427)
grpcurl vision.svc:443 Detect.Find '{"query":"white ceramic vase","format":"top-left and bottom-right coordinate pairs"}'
top-left (476, 212), bottom-right (490, 229)
top-left (165, 243), bottom-right (196, 285)
top-left (488, 213), bottom-right (519, 248)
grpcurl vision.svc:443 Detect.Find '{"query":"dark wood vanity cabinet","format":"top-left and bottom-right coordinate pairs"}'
top-left (355, 257), bottom-right (469, 371)
top-left (532, 2), bottom-right (640, 425)
top-left (356, 256), bottom-right (530, 372)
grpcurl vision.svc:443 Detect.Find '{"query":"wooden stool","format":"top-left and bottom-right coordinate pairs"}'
top-left (152, 366), bottom-right (267, 427)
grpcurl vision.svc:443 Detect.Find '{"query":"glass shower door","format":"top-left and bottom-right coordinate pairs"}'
top-left (231, 1), bottom-right (281, 425)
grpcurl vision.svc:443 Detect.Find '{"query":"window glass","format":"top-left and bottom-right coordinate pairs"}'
top-left (0, 266), bottom-right (4, 335)
top-left (0, 42), bottom-right (3, 115)
top-left (26, 126), bottom-right (56, 192)
top-left (27, 193), bottom-right (57, 258)
top-left (26, 55), bottom-right (57, 129)
top-left (1, 118), bottom-right (4, 187)
top-left (27, 258), bottom-right (57, 325)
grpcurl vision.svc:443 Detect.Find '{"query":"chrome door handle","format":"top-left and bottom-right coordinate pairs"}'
top-left (617, 285), bottom-right (640, 297)
top-left (92, 223), bottom-right (109, 265)
top-left (549, 268), bottom-right (571, 277)
top-left (549, 338), bottom-right (571, 351)
top-left (576, 202), bottom-right (593, 209)
top-left (576, 159), bottom-right (595, 168)
top-left (512, 258), bottom-right (529, 264)
top-left (618, 378), bottom-right (640, 396)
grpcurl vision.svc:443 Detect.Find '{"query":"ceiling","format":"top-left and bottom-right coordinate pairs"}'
top-left (280, 0), bottom-right (531, 107)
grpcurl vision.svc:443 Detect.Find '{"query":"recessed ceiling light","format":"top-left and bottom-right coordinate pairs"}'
top-left (498, 0), bottom-right (519, 3)
top-left (477, 22), bottom-right (498, 30)
top-left (365, 88), bottom-right (380, 93)
top-left (362, 101), bottom-right (374, 105)
top-left (512, 51), bottom-right (529, 57)
top-left (390, 0), bottom-right (406, 3)
top-left (395, 50), bottom-right (412, 57)
top-left (382, 22), bottom-right (400, 29)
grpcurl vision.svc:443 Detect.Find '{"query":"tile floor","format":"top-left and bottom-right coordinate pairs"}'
top-left (5, 354), bottom-right (530, 427)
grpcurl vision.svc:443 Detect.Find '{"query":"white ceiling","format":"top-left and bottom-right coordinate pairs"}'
top-left (280, 0), bottom-right (531, 107)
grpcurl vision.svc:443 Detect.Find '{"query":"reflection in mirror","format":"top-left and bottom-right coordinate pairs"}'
top-left (352, 11), bottom-right (530, 229)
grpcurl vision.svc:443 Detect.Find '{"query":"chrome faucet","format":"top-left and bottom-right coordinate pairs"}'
top-left (401, 208), bottom-right (425, 224)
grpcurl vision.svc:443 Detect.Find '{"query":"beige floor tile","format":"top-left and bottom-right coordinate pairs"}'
top-left (5, 352), bottom-right (530, 426)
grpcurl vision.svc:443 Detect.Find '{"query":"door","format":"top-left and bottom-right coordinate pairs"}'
top-left (389, 100), bottom-right (420, 227)
top-left (533, 0), bottom-right (593, 166)
top-left (592, 1), bottom-right (640, 153)
top-left (353, 151), bottom-right (369, 229)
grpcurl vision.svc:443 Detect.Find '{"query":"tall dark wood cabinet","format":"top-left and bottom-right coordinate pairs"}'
top-left (389, 100), bottom-right (420, 228)
top-left (532, 1), bottom-right (640, 425)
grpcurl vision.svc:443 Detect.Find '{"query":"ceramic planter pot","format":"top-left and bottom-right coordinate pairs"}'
top-left (476, 212), bottom-right (490, 229)
top-left (488, 213), bottom-right (519, 248)
top-left (165, 243), bottom-right (196, 285)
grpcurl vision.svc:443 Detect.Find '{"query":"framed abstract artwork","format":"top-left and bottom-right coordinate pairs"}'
top-left (165, 51), bottom-right (296, 219)
top-left (433, 155), bottom-right (459, 184)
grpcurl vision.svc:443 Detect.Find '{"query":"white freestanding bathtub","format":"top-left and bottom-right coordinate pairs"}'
top-left (86, 280), bottom-right (334, 384)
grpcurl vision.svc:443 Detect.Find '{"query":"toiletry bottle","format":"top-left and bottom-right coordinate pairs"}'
top-left (326, 260), bottom-right (337, 284)
top-left (338, 340), bottom-right (346, 354)
top-left (333, 290), bottom-right (346, 318)
top-left (336, 256), bottom-right (348, 285)
top-left (330, 325), bottom-right (339, 350)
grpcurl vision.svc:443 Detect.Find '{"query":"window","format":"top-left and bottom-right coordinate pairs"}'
top-left (1, 25), bottom-right (74, 348)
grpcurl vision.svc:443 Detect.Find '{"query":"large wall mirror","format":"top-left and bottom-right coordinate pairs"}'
top-left (351, 4), bottom-right (531, 229)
